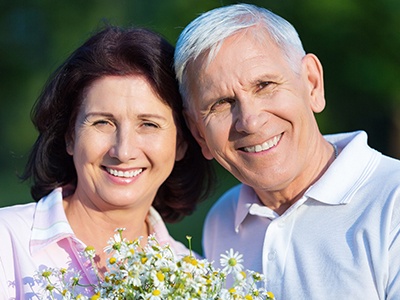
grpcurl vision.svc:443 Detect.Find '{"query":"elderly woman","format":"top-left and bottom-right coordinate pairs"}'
top-left (0, 25), bottom-right (214, 297)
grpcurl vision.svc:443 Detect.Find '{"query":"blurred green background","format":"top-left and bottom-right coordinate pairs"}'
top-left (0, 0), bottom-right (399, 254)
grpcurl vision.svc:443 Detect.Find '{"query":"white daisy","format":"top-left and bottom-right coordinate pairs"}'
top-left (220, 248), bottom-right (244, 274)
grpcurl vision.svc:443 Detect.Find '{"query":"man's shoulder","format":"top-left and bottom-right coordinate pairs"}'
top-left (210, 184), bottom-right (242, 212)
top-left (363, 152), bottom-right (400, 192)
top-left (203, 184), bottom-right (243, 256)
top-left (378, 153), bottom-right (400, 171)
top-left (205, 184), bottom-right (242, 226)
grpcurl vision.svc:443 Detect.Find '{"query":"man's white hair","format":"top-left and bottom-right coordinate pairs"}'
top-left (174, 3), bottom-right (306, 110)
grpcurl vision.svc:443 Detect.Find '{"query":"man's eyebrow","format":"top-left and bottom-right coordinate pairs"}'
top-left (248, 73), bottom-right (280, 85)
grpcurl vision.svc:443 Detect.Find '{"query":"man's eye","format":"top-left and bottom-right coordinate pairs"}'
top-left (256, 81), bottom-right (277, 93)
top-left (210, 98), bottom-right (234, 112)
top-left (257, 81), bottom-right (271, 90)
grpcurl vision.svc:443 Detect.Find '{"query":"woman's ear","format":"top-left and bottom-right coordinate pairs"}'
top-left (175, 139), bottom-right (188, 162)
top-left (302, 53), bottom-right (326, 113)
top-left (183, 110), bottom-right (214, 160)
top-left (65, 133), bottom-right (74, 156)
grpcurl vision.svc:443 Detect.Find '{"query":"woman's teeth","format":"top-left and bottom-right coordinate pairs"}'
top-left (106, 168), bottom-right (143, 178)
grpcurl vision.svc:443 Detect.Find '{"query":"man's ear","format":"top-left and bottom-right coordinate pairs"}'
top-left (302, 53), bottom-right (326, 113)
top-left (183, 109), bottom-right (214, 160)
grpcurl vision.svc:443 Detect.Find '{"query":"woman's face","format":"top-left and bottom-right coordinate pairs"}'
top-left (67, 75), bottom-right (186, 211)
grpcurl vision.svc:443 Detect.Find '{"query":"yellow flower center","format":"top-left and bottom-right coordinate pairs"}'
top-left (41, 271), bottom-right (52, 278)
top-left (90, 292), bottom-right (101, 300)
top-left (183, 255), bottom-right (198, 266)
top-left (267, 291), bottom-right (275, 299)
top-left (156, 271), bottom-right (165, 282)
top-left (228, 258), bottom-right (237, 266)
top-left (153, 289), bottom-right (161, 296)
top-left (85, 245), bottom-right (95, 252)
top-left (109, 257), bottom-right (117, 264)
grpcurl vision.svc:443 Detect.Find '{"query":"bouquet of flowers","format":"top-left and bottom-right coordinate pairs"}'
top-left (37, 228), bottom-right (275, 299)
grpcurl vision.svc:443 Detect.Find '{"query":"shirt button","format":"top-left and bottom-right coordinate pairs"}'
top-left (268, 250), bottom-right (277, 260)
top-left (278, 221), bottom-right (285, 228)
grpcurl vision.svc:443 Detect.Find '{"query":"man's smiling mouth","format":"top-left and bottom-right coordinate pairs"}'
top-left (242, 134), bottom-right (282, 153)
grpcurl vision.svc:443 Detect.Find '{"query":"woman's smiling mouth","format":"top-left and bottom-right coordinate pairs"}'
top-left (106, 167), bottom-right (143, 178)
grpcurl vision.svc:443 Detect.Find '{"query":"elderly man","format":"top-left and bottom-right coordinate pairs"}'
top-left (174, 3), bottom-right (400, 299)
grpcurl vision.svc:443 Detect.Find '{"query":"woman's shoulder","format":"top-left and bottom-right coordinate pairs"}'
top-left (0, 202), bottom-right (37, 229)
top-left (0, 188), bottom-right (64, 222)
top-left (0, 202), bottom-right (37, 265)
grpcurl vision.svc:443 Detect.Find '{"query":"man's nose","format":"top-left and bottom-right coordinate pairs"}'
top-left (234, 99), bottom-right (268, 134)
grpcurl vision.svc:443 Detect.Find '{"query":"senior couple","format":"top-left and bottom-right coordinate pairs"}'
top-left (1, 3), bottom-right (399, 299)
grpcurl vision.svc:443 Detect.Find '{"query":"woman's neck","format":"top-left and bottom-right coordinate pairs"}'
top-left (63, 194), bottom-right (151, 276)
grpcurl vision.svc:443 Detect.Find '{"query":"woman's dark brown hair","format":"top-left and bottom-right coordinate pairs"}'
top-left (22, 25), bottom-right (214, 222)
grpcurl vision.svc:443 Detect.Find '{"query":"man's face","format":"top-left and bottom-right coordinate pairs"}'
top-left (185, 30), bottom-right (325, 197)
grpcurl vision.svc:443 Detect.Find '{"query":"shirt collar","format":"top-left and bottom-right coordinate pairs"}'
top-left (30, 188), bottom-right (74, 255)
top-left (307, 131), bottom-right (380, 204)
top-left (235, 185), bottom-right (278, 232)
top-left (29, 189), bottom-right (175, 255)
top-left (147, 206), bottom-right (168, 242)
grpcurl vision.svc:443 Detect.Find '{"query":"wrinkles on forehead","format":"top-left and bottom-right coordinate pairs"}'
top-left (188, 28), bottom-right (278, 82)
top-left (186, 25), bottom-right (294, 82)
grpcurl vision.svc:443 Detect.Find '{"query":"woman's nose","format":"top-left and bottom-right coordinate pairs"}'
top-left (109, 126), bottom-right (140, 162)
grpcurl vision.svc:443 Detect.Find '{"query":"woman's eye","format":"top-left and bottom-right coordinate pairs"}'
top-left (93, 120), bottom-right (109, 125)
top-left (143, 122), bottom-right (159, 128)
top-left (92, 120), bottom-right (115, 132)
top-left (93, 120), bottom-right (112, 126)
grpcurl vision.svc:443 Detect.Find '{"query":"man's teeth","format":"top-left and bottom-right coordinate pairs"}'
top-left (106, 168), bottom-right (143, 178)
top-left (243, 135), bottom-right (281, 153)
